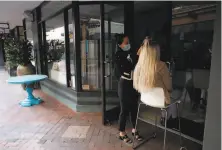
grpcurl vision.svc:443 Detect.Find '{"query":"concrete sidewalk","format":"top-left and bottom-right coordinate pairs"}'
top-left (0, 69), bottom-right (201, 150)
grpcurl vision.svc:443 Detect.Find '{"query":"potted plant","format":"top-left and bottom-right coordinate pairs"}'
top-left (16, 40), bottom-right (35, 77)
top-left (4, 37), bottom-right (35, 89)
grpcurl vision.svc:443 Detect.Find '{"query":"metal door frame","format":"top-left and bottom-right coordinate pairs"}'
top-left (100, 2), bottom-right (134, 125)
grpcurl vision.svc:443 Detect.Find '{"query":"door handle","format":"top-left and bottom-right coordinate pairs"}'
top-left (166, 60), bottom-right (175, 77)
top-left (166, 61), bottom-right (172, 76)
top-left (166, 61), bottom-right (171, 71)
top-left (104, 60), bottom-right (111, 78)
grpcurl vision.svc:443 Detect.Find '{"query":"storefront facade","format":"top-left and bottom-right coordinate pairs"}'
top-left (21, 1), bottom-right (220, 148)
top-left (26, 1), bottom-right (172, 121)
top-left (24, 2), bottom-right (139, 128)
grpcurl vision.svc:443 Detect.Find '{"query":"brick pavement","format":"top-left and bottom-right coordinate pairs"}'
top-left (0, 69), bottom-right (202, 150)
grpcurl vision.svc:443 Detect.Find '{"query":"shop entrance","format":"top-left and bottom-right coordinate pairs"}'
top-left (100, 2), bottom-right (171, 125)
top-left (100, 3), bottom-right (125, 125)
top-left (101, 1), bottom-right (215, 145)
top-left (77, 2), bottom-right (128, 125)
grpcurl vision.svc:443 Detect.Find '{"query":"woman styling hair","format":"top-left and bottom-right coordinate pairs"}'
top-left (115, 34), bottom-right (143, 145)
top-left (134, 40), bottom-right (177, 125)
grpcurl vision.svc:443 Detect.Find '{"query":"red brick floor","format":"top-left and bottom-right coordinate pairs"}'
top-left (0, 69), bottom-right (202, 150)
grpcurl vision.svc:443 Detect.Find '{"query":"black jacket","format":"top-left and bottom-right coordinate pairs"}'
top-left (115, 47), bottom-right (137, 79)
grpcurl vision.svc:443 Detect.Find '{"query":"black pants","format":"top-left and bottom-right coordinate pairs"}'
top-left (186, 87), bottom-right (201, 105)
top-left (186, 79), bottom-right (201, 105)
top-left (118, 78), bottom-right (138, 132)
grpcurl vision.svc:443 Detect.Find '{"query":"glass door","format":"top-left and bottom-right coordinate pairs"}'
top-left (101, 3), bottom-right (125, 125)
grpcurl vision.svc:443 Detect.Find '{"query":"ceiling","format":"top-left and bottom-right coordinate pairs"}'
top-left (45, 2), bottom-right (165, 31)
top-left (0, 1), bottom-right (216, 31)
top-left (0, 1), bottom-right (42, 29)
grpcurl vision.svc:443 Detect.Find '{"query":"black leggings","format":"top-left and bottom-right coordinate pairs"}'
top-left (118, 78), bottom-right (138, 132)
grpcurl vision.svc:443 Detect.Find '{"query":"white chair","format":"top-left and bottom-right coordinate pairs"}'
top-left (133, 87), bottom-right (187, 150)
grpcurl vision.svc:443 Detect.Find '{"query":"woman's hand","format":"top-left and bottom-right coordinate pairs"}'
top-left (143, 38), bottom-right (149, 45)
top-left (127, 54), bottom-right (132, 63)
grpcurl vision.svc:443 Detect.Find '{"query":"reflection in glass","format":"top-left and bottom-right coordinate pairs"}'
top-left (79, 5), bottom-right (101, 91)
top-left (136, 4), bottom-right (214, 142)
top-left (26, 21), bottom-right (35, 66)
top-left (18, 26), bottom-right (24, 36)
top-left (45, 13), bottom-right (67, 85)
top-left (79, 4), bottom-right (125, 91)
top-left (104, 4), bottom-right (124, 91)
top-left (68, 9), bottom-right (75, 89)
top-left (170, 18), bottom-right (213, 141)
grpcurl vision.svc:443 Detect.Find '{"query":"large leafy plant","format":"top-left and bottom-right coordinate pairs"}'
top-left (4, 37), bottom-right (33, 67)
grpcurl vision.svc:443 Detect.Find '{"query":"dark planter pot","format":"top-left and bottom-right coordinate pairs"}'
top-left (17, 63), bottom-right (36, 76)
top-left (8, 66), bottom-right (17, 76)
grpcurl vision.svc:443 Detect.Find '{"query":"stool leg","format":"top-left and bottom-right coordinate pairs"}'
top-left (154, 111), bottom-right (158, 136)
top-left (176, 103), bottom-right (183, 147)
top-left (162, 109), bottom-right (168, 150)
top-left (133, 102), bottom-right (141, 147)
top-left (182, 90), bottom-right (187, 110)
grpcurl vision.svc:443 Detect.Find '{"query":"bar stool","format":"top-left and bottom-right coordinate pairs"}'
top-left (133, 87), bottom-right (187, 150)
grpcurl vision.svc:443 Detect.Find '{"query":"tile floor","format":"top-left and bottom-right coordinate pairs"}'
top-left (0, 69), bottom-right (202, 150)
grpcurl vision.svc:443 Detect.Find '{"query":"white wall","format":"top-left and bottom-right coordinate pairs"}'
top-left (203, 3), bottom-right (221, 150)
top-left (0, 1), bottom-right (42, 28)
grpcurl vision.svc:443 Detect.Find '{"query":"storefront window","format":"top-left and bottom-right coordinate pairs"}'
top-left (171, 21), bottom-right (213, 70)
top-left (18, 26), bottom-right (25, 40)
top-left (79, 5), bottom-right (101, 91)
top-left (68, 9), bottom-right (75, 89)
top-left (18, 26), bottom-right (24, 36)
top-left (171, 19), bottom-right (214, 141)
top-left (104, 4), bottom-right (124, 91)
top-left (25, 20), bottom-right (35, 66)
top-left (45, 13), bottom-right (67, 85)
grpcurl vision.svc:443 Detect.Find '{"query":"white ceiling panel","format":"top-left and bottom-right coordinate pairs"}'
top-left (0, 1), bottom-right (42, 29)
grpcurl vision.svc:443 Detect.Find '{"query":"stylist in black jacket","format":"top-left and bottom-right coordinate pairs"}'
top-left (115, 34), bottom-right (143, 145)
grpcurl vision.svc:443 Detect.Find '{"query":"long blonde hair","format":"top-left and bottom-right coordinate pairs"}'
top-left (133, 42), bottom-right (160, 92)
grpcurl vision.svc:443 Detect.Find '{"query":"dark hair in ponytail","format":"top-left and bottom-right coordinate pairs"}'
top-left (115, 33), bottom-right (127, 45)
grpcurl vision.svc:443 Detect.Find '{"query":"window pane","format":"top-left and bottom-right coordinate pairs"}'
top-left (19, 36), bottom-right (25, 40)
top-left (25, 21), bottom-right (32, 31)
top-left (41, 1), bottom-right (71, 20)
top-left (80, 5), bottom-right (101, 91)
top-left (171, 19), bottom-right (213, 142)
top-left (104, 4), bottom-right (124, 91)
top-left (45, 13), bottom-right (67, 85)
top-left (68, 9), bottom-right (75, 89)
top-left (196, 21), bottom-right (214, 31)
top-left (18, 26), bottom-right (24, 36)
top-left (26, 23), bottom-right (33, 41)
top-left (14, 28), bottom-right (18, 38)
top-left (25, 20), bottom-right (35, 66)
top-left (172, 24), bottom-right (195, 35)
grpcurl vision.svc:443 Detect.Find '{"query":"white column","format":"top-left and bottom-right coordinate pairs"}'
top-left (203, 3), bottom-right (221, 150)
